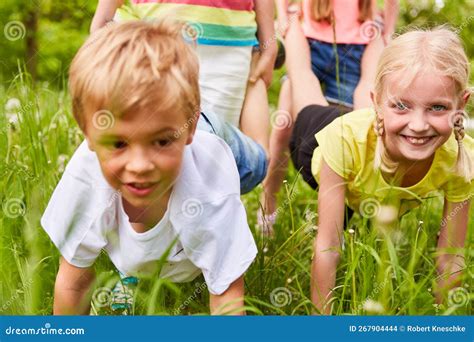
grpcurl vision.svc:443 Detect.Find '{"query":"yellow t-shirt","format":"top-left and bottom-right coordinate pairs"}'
top-left (311, 108), bottom-right (474, 215)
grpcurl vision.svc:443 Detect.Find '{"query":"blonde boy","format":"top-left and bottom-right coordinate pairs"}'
top-left (41, 20), bottom-right (267, 315)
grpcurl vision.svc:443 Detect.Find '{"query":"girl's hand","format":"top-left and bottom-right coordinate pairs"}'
top-left (249, 45), bottom-right (278, 87)
top-left (90, 0), bottom-right (123, 33)
top-left (434, 199), bottom-right (470, 304)
top-left (312, 159), bottom-right (346, 314)
top-left (277, 15), bottom-right (290, 38)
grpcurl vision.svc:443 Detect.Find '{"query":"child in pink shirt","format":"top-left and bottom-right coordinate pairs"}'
top-left (259, 0), bottom-right (399, 235)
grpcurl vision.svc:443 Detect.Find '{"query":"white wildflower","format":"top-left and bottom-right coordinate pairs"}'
top-left (5, 98), bottom-right (21, 113)
top-left (57, 154), bottom-right (68, 173)
top-left (362, 299), bottom-right (384, 313)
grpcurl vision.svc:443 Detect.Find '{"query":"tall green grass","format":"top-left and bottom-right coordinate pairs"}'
top-left (0, 75), bottom-right (472, 316)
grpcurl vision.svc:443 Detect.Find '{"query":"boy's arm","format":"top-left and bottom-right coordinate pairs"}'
top-left (54, 257), bottom-right (96, 315)
top-left (435, 198), bottom-right (470, 303)
top-left (250, 0), bottom-right (278, 87)
top-left (382, 0), bottom-right (399, 42)
top-left (90, 0), bottom-right (124, 33)
top-left (209, 276), bottom-right (245, 315)
top-left (311, 159), bottom-right (346, 314)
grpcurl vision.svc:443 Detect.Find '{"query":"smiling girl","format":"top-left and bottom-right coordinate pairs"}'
top-left (283, 14), bottom-right (473, 314)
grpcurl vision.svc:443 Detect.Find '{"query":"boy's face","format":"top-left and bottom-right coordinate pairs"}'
top-left (84, 106), bottom-right (197, 212)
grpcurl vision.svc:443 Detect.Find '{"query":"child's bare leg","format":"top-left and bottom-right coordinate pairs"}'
top-left (240, 53), bottom-right (270, 156)
top-left (262, 78), bottom-right (293, 214)
top-left (240, 80), bottom-right (270, 156)
top-left (353, 37), bottom-right (385, 109)
top-left (285, 14), bottom-right (328, 116)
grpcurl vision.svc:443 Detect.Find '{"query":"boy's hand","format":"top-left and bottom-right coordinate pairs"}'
top-left (54, 257), bottom-right (95, 315)
top-left (209, 276), bottom-right (245, 315)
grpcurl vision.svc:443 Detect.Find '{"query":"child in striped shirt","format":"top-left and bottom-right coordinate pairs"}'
top-left (91, 0), bottom-right (276, 154)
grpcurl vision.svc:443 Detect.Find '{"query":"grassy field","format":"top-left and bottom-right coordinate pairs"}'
top-left (0, 72), bottom-right (473, 316)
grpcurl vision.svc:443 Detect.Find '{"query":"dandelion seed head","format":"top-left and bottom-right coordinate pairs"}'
top-left (375, 205), bottom-right (398, 225)
top-left (5, 98), bottom-right (21, 112)
top-left (363, 299), bottom-right (384, 313)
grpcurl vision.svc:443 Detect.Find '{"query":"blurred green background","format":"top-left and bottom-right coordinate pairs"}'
top-left (0, 0), bottom-right (473, 88)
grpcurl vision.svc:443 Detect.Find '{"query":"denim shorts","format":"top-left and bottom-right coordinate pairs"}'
top-left (197, 111), bottom-right (268, 194)
top-left (308, 39), bottom-right (365, 107)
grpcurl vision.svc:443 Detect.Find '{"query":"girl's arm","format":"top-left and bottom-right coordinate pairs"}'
top-left (435, 198), bottom-right (470, 303)
top-left (54, 257), bottom-right (96, 315)
top-left (382, 0), bottom-right (399, 42)
top-left (250, 0), bottom-right (278, 87)
top-left (209, 276), bottom-right (245, 315)
top-left (312, 159), bottom-right (346, 314)
top-left (275, 0), bottom-right (289, 36)
top-left (90, 0), bottom-right (124, 33)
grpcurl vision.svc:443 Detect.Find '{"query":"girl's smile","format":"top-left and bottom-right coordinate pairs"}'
top-left (374, 71), bottom-right (462, 168)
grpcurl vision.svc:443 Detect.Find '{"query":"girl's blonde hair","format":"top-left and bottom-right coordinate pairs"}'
top-left (69, 19), bottom-right (200, 133)
top-left (373, 26), bottom-right (472, 181)
top-left (310, 0), bottom-right (373, 23)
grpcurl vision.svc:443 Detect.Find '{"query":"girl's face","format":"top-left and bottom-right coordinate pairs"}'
top-left (373, 71), bottom-right (467, 166)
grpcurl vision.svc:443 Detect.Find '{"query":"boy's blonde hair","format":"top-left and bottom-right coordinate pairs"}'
top-left (372, 26), bottom-right (472, 180)
top-left (69, 19), bottom-right (200, 132)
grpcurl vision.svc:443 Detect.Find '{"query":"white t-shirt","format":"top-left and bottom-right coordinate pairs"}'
top-left (41, 131), bottom-right (257, 295)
